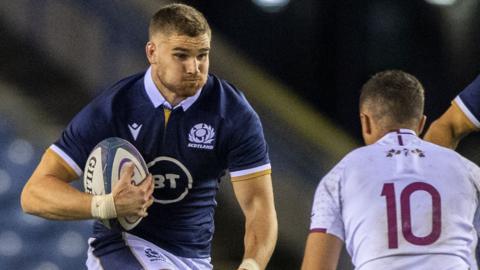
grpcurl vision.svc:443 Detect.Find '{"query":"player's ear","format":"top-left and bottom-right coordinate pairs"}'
top-left (146, 41), bottom-right (156, 64)
top-left (360, 113), bottom-right (372, 135)
top-left (417, 115), bottom-right (427, 135)
top-left (360, 113), bottom-right (373, 145)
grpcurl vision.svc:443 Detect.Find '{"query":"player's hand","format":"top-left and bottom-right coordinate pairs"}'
top-left (112, 163), bottom-right (154, 218)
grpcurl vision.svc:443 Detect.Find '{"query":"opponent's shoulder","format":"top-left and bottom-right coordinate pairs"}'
top-left (418, 139), bottom-right (480, 173)
top-left (336, 143), bottom-right (408, 171)
top-left (451, 148), bottom-right (480, 177)
top-left (321, 150), bottom-right (357, 182)
top-left (431, 142), bottom-right (480, 186)
top-left (421, 138), bottom-right (464, 158)
top-left (338, 144), bottom-right (375, 165)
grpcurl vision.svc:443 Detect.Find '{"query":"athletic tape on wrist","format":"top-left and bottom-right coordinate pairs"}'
top-left (239, 258), bottom-right (260, 270)
top-left (91, 194), bottom-right (117, 219)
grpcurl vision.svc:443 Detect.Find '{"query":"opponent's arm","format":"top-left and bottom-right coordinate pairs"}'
top-left (232, 173), bottom-right (278, 270)
top-left (424, 103), bottom-right (478, 149)
top-left (301, 232), bottom-right (342, 270)
top-left (21, 150), bottom-right (154, 220)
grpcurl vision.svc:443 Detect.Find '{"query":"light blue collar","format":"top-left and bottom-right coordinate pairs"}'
top-left (143, 67), bottom-right (202, 110)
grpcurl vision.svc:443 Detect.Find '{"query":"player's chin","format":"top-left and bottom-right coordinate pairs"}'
top-left (180, 81), bottom-right (205, 95)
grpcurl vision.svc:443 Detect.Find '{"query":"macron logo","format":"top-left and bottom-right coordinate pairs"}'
top-left (128, 123), bottom-right (142, 141)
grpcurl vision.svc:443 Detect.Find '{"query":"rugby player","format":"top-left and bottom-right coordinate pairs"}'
top-left (302, 70), bottom-right (480, 269)
top-left (21, 4), bottom-right (277, 270)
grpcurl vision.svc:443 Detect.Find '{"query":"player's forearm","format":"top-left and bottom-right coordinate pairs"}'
top-left (241, 207), bottom-right (278, 270)
top-left (424, 119), bottom-right (460, 149)
top-left (424, 103), bottom-right (478, 149)
top-left (21, 175), bottom-right (92, 220)
top-left (301, 233), bottom-right (342, 270)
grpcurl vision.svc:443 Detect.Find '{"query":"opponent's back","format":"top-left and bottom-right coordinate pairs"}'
top-left (310, 129), bottom-right (480, 269)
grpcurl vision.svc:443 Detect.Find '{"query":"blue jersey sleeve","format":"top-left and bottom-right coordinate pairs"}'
top-left (455, 75), bottom-right (480, 127)
top-left (227, 107), bottom-right (270, 177)
top-left (52, 97), bottom-right (113, 175)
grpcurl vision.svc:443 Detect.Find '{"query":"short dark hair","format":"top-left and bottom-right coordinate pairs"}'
top-left (359, 70), bottom-right (424, 128)
top-left (149, 3), bottom-right (211, 38)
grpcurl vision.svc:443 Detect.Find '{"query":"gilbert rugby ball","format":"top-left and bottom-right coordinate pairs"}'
top-left (83, 137), bottom-right (149, 231)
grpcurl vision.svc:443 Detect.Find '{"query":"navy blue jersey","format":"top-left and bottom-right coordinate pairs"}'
top-left (455, 75), bottom-right (480, 128)
top-left (51, 68), bottom-right (271, 258)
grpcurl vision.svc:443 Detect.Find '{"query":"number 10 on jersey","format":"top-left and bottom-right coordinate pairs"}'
top-left (381, 182), bottom-right (442, 249)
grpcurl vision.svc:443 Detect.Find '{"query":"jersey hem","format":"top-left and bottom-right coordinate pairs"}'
top-left (454, 96), bottom-right (480, 128)
top-left (230, 164), bottom-right (271, 178)
top-left (231, 169), bottom-right (271, 182)
top-left (49, 144), bottom-right (83, 176)
top-left (310, 228), bottom-right (327, 233)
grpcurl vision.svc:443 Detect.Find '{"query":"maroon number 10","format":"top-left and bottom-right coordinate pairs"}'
top-left (381, 182), bottom-right (441, 249)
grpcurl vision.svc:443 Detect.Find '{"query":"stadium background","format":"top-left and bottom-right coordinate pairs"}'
top-left (0, 0), bottom-right (479, 269)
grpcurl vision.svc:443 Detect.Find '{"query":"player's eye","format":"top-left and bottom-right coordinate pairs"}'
top-left (197, 53), bottom-right (208, 61)
top-left (173, 53), bottom-right (188, 60)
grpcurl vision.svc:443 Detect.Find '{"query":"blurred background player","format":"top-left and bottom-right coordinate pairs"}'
top-left (20, 3), bottom-right (277, 270)
top-left (424, 74), bottom-right (480, 149)
top-left (301, 70), bottom-right (480, 270)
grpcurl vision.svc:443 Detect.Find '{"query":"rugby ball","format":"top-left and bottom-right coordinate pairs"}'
top-left (83, 137), bottom-right (149, 231)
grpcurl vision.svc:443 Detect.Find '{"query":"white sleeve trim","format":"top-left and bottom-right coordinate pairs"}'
top-left (230, 163), bottom-right (271, 177)
top-left (454, 96), bottom-right (480, 128)
top-left (49, 145), bottom-right (83, 176)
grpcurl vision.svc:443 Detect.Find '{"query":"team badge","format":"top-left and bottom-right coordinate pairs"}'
top-left (188, 123), bottom-right (215, 150)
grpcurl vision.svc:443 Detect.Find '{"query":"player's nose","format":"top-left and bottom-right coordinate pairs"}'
top-left (185, 58), bottom-right (199, 74)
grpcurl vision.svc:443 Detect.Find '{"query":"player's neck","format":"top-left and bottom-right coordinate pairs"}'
top-left (157, 87), bottom-right (185, 107)
top-left (151, 77), bottom-right (186, 107)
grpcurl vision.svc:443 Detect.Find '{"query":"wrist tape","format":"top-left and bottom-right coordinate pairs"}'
top-left (91, 194), bottom-right (117, 219)
top-left (239, 258), bottom-right (260, 270)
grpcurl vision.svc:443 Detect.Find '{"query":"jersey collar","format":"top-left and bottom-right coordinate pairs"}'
top-left (143, 67), bottom-right (202, 111)
top-left (388, 129), bottom-right (417, 136)
top-left (377, 129), bottom-right (418, 146)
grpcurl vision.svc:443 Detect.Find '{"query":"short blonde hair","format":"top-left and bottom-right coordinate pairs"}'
top-left (149, 3), bottom-right (211, 38)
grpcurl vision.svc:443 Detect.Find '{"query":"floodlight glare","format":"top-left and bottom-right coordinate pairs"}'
top-left (252, 0), bottom-right (290, 12)
top-left (425, 0), bottom-right (457, 6)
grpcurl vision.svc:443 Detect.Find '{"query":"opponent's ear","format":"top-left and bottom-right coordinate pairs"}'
top-left (360, 113), bottom-right (372, 135)
top-left (146, 42), bottom-right (156, 64)
top-left (360, 112), bottom-right (377, 145)
top-left (417, 115), bottom-right (427, 135)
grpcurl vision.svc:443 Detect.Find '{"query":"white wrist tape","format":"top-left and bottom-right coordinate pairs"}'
top-left (91, 194), bottom-right (117, 219)
top-left (239, 258), bottom-right (260, 270)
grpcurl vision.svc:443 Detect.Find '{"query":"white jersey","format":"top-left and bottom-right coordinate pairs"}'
top-left (310, 129), bottom-right (480, 270)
